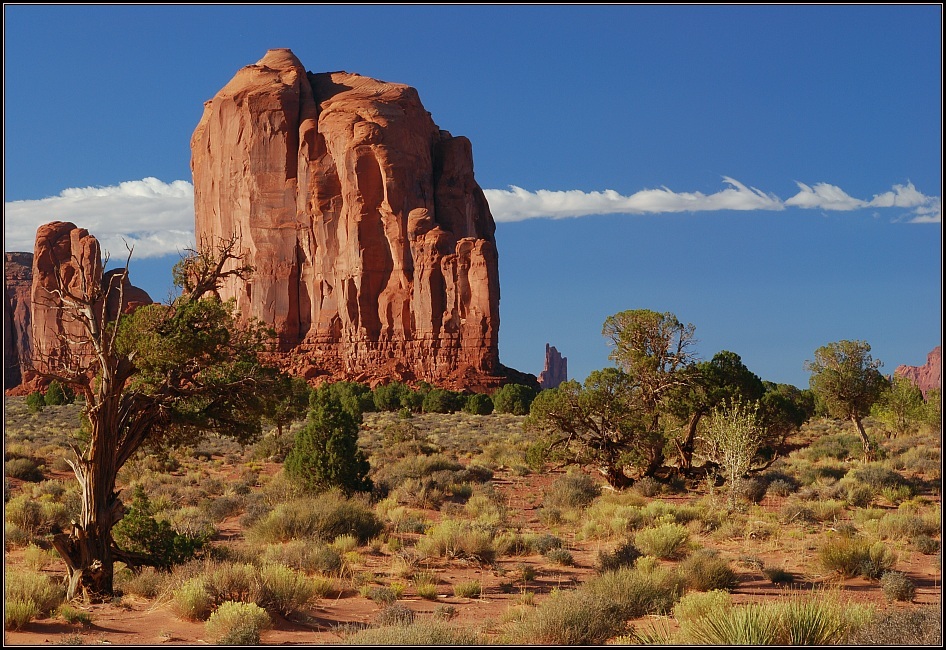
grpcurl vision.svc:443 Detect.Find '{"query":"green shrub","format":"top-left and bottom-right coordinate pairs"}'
top-left (422, 389), bottom-right (463, 414)
top-left (5, 457), bottom-right (44, 482)
top-left (673, 589), bottom-right (732, 623)
top-left (119, 565), bottom-right (166, 598)
top-left (44, 380), bottom-right (74, 406)
top-left (504, 589), bottom-right (627, 645)
top-left (523, 532), bottom-right (564, 555)
top-left (545, 548), bottom-right (575, 566)
top-left (4, 569), bottom-right (65, 629)
top-left (766, 478), bottom-right (798, 497)
top-left (681, 602), bottom-right (781, 645)
top-left (344, 620), bottom-right (484, 645)
top-left (911, 534), bottom-right (940, 555)
top-left (880, 570), bottom-right (915, 602)
top-left (773, 593), bottom-right (850, 645)
top-left (171, 578), bottom-right (212, 621)
top-left (596, 539), bottom-right (642, 574)
top-left (492, 384), bottom-right (537, 415)
top-left (247, 493), bottom-right (382, 544)
top-left (847, 606), bottom-right (942, 645)
top-left (452, 580), bottom-right (482, 598)
top-left (375, 602), bottom-right (416, 626)
top-left (633, 476), bottom-right (663, 497)
top-left (59, 605), bottom-right (92, 627)
top-left (285, 393), bottom-right (372, 496)
top-left (204, 601), bottom-right (271, 645)
top-left (818, 536), bottom-right (896, 579)
top-left (583, 562), bottom-right (684, 619)
top-left (543, 472), bottom-right (601, 509)
top-left (26, 392), bottom-right (45, 413)
top-left (462, 393), bottom-right (494, 415)
top-left (372, 382), bottom-right (411, 412)
top-left (635, 523), bottom-right (690, 559)
top-left (112, 487), bottom-right (206, 569)
top-left (5, 599), bottom-right (39, 630)
top-left (257, 564), bottom-right (318, 616)
top-left (680, 549), bottom-right (738, 591)
top-left (414, 520), bottom-right (495, 563)
top-left (260, 540), bottom-right (342, 574)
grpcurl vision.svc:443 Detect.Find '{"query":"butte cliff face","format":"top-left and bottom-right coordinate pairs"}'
top-left (191, 49), bottom-right (502, 388)
top-left (4, 222), bottom-right (153, 394)
top-left (895, 346), bottom-right (941, 399)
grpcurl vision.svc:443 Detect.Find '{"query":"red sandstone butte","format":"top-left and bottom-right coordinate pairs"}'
top-left (4, 222), bottom-right (153, 395)
top-left (538, 343), bottom-right (568, 389)
top-left (191, 49), bottom-right (506, 390)
top-left (894, 346), bottom-right (941, 399)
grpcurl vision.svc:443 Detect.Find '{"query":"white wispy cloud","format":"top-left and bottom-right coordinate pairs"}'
top-left (4, 177), bottom-right (940, 257)
top-left (4, 177), bottom-right (195, 258)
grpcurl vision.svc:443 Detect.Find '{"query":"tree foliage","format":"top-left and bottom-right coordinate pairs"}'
top-left (284, 391), bottom-right (373, 496)
top-left (870, 375), bottom-right (925, 437)
top-left (805, 340), bottom-right (886, 460)
top-left (493, 383), bottom-right (538, 415)
top-left (526, 369), bottom-right (658, 488)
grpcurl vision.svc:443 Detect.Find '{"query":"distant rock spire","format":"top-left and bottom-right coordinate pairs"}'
top-left (538, 343), bottom-right (567, 389)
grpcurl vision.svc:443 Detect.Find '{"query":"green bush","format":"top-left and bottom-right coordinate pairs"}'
top-left (543, 472), bottom-right (601, 509)
top-left (583, 561), bottom-right (684, 619)
top-left (635, 523), bottom-right (690, 559)
top-left (818, 536), bottom-right (896, 579)
top-left (680, 549), bottom-right (739, 591)
top-left (257, 564), bottom-right (318, 616)
top-left (285, 393), bottom-right (372, 496)
top-left (504, 589), bottom-right (627, 645)
top-left (414, 519), bottom-right (495, 563)
top-left (681, 602), bottom-right (781, 645)
top-left (344, 620), bottom-right (485, 645)
top-left (771, 594), bottom-right (851, 645)
top-left (596, 539), bottom-right (642, 574)
top-left (248, 493), bottom-right (382, 545)
top-left (112, 487), bottom-right (207, 569)
top-left (847, 606), bottom-right (942, 645)
top-left (880, 571), bottom-right (915, 602)
top-left (26, 392), bottom-right (45, 413)
top-left (262, 539), bottom-right (342, 573)
top-left (422, 389), bottom-right (463, 414)
top-left (452, 580), bottom-right (482, 598)
top-left (373, 382), bottom-right (410, 411)
top-left (204, 601), bottom-right (271, 645)
top-left (375, 602), bottom-right (416, 626)
top-left (4, 457), bottom-right (44, 482)
top-left (492, 383), bottom-right (537, 415)
top-left (44, 380), bottom-right (74, 406)
top-left (4, 599), bottom-right (39, 631)
top-left (673, 589), bottom-right (732, 623)
top-left (463, 393), bottom-right (494, 415)
top-left (545, 548), bottom-right (575, 566)
top-left (4, 568), bottom-right (65, 629)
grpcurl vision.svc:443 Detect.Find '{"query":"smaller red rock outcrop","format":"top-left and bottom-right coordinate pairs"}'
top-left (895, 346), bottom-right (941, 399)
top-left (537, 343), bottom-right (567, 389)
top-left (5, 222), bottom-right (154, 395)
top-left (5, 252), bottom-right (33, 388)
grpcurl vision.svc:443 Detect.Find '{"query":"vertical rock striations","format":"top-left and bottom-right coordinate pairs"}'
top-left (538, 343), bottom-right (568, 389)
top-left (4, 252), bottom-right (33, 388)
top-left (191, 49), bottom-right (503, 389)
top-left (4, 222), bottom-right (153, 395)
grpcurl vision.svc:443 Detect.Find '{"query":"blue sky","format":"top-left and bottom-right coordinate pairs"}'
top-left (4, 5), bottom-right (942, 388)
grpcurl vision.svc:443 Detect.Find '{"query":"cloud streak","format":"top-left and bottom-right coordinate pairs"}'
top-left (488, 179), bottom-right (940, 223)
top-left (4, 177), bottom-right (940, 258)
top-left (4, 177), bottom-right (195, 259)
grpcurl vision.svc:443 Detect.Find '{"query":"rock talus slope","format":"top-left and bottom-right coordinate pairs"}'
top-left (192, 49), bottom-right (506, 389)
